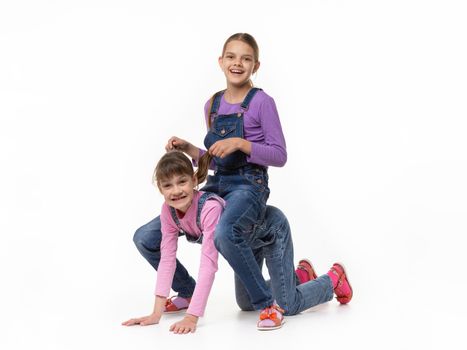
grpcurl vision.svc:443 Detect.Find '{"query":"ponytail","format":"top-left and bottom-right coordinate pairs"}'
top-left (194, 152), bottom-right (213, 185)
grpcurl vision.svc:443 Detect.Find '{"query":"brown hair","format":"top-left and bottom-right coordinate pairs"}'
top-left (222, 32), bottom-right (260, 62)
top-left (153, 150), bottom-right (213, 187)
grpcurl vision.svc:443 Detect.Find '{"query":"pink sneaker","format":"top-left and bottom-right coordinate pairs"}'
top-left (257, 304), bottom-right (285, 331)
top-left (296, 258), bottom-right (318, 284)
top-left (329, 263), bottom-right (353, 304)
top-left (164, 296), bottom-right (191, 313)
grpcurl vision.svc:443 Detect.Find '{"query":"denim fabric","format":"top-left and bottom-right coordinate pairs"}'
top-left (133, 88), bottom-right (273, 307)
top-left (204, 88), bottom-right (261, 171)
top-left (202, 167), bottom-right (272, 310)
top-left (234, 206), bottom-right (335, 315)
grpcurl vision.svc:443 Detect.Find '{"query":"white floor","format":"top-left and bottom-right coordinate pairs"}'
top-left (1, 240), bottom-right (465, 350)
top-left (1, 1), bottom-right (466, 349)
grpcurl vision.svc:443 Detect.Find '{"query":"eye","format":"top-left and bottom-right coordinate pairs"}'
top-left (162, 183), bottom-right (171, 189)
top-left (244, 57), bottom-right (252, 61)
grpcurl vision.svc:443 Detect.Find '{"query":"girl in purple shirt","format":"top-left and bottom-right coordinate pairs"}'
top-left (166, 33), bottom-right (288, 327)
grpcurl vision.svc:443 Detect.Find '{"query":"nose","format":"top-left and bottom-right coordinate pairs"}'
top-left (172, 185), bottom-right (183, 195)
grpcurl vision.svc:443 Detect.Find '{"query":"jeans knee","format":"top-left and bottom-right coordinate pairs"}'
top-left (133, 226), bottom-right (146, 250)
top-left (213, 228), bottom-right (226, 252)
top-left (214, 223), bottom-right (239, 253)
top-left (133, 224), bottom-right (161, 253)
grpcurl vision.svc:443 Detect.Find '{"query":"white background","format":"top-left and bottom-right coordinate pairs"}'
top-left (1, 0), bottom-right (466, 349)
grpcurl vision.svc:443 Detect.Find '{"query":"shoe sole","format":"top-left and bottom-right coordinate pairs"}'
top-left (334, 262), bottom-right (353, 304)
top-left (298, 258), bottom-right (318, 280)
top-left (257, 319), bottom-right (286, 331)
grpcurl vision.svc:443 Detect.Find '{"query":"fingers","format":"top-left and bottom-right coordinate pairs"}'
top-left (165, 137), bottom-right (178, 151)
top-left (122, 316), bottom-right (158, 327)
top-left (121, 318), bottom-right (143, 326)
top-left (171, 326), bottom-right (195, 334)
top-left (169, 321), bottom-right (196, 334)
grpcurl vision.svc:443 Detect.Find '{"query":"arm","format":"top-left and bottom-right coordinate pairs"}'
top-left (169, 201), bottom-right (222, 334)
top-left (185, 201), bottom-right (221, 317)
top-left (154, 209), bottom-right (179, 298)
top-left (165, 136), bottom-right (202, 161)
top-left (246, 96), bottom-right (287, 167)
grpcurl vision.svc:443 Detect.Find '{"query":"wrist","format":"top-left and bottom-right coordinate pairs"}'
top-left (184, 313), bottom-right (199, 323)
top-left (238, 138), bottom-right (251, 155)
top-left (188, 144), bottom-right (199, 159)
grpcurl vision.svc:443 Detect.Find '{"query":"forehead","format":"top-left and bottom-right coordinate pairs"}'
top-left (159, 173), bottom-right (190, 184)
top-left (224, 40), bottom-right (255, 55)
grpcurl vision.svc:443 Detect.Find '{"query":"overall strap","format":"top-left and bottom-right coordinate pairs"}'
top-left (241, 87), bottom-right (262, 111)
top-left (208, 90), bottom-right (225, 129)
top-left (169, 207), bottom-right (184, 234)
top-left (196, 192), bottom-right (223, 232)
top-left (209, 90), bottom-right (225, 116)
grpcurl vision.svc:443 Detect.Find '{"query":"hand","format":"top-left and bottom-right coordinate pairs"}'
top-left (121, 313), bottom-right (161, 327)
top-left (165, 136), bottom-right (200, 160)
top-left (209, 138), bottom-right (248, 158)
top-left (165, 136), bottom-right (191, 152)
top-left (169, 314), bottom-right (198, 334)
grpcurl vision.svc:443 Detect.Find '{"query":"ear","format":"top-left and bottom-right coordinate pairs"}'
top-left (253, 61), bottom-right (260, 74)
top-left (218, 56), bottom-right (224, 70)
top-left (192, 175), bottom-right (198, 188)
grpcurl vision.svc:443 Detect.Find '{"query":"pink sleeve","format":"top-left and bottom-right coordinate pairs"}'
top-left (154, 205), bottom-right (179, 297)
top-left (186, 200), bottom-right (222, 317)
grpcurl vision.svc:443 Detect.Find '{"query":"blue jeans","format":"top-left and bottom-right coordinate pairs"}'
top-left (234, 206), bottom-right (334, 316)
top-left (203, 166), bottom-right (273, 310)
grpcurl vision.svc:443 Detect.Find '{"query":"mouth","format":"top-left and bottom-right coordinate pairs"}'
top-left (171, 195), bottom-right (187, 202)
top-left (229, 68), bottom-right (244, 75)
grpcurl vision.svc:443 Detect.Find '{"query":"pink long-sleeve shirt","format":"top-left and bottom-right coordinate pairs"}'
top-left (199, 89), bottom-right (287, 167)
top-left (155, 191), bottom-right (225, 317)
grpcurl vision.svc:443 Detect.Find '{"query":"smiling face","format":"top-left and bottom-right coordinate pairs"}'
top-left (158, 173), bottom-right (198, 213)
top-left (219, 40), bottom-right (260, 89)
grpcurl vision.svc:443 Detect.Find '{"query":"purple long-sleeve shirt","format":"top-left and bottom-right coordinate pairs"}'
top-left (199, 90), bottom-right (287, 168)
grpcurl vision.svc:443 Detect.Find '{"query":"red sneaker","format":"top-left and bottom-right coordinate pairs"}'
top-left (164, 296), bottom-right (191, 313)
top-left (257, 304), bottom-right (285, 331)
top-left (296, 258), bottom-right (318, 284)
top-left (329, 263), bottom-right (353, 304)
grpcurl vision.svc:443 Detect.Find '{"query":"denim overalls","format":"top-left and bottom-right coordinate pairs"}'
top-left (169, 192), bottom-right (222, 244)
top-left (199, 88), bottom-right (275, 310)
top-left (133, 88), bottom-right (276, 308)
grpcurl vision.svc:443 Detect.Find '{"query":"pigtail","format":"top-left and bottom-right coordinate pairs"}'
top-left (195, 151), bottom-right (213, 185)
top-left (207, 94), bottom-right (216, 129)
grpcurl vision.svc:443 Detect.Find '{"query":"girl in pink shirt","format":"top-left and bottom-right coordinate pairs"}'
top-left (122, 151), bottom-right (224, 334)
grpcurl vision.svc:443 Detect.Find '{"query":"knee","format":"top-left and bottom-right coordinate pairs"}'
top-left (133, 223), bottom-right (161, 252)
top-left (264, 206), bottom-right (290, 233)
top-left (133, 226), bottom-right (146, 249)
top-left (213, 222), bottom-right (240, 253)
top-left (213, 226), bottom-right (227, 252)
